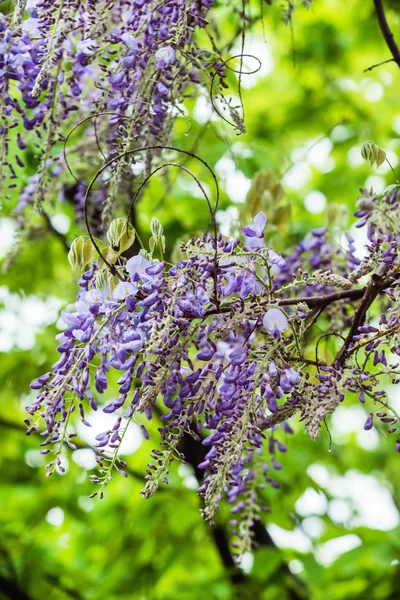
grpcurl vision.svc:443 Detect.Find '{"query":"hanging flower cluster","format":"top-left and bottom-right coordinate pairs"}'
top-left (27, 182), bottom-right (400, 559)
top-left (1, 0), bottom-right (234, 225)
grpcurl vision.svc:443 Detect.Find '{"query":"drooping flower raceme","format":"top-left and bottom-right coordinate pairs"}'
top-left (27, 197), bottom-right (400, 560)
top-left (1, 0), bottom-right (244, 233)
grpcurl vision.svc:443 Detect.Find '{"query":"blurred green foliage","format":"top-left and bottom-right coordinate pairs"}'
top-left (2, 0), bottom-right (400, 598)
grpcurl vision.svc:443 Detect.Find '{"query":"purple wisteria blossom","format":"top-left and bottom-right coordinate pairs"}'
top-left (1, 0), bottom-right (219, 224)
top-left (26, 181), bottom-right (400, 561)
top-left (242, 212), bottom-right (267, 238)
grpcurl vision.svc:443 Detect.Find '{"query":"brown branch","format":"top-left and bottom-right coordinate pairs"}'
top-left (373, 0), bottom-right (400, 68)
top-left (261, 269), bottom-right (397, 431)
top-left (180, 430), bottom-right (306, 597)
top-left (279, 275), bottom-right (396, 308)
top-left (155, 399), bottom-right (305, 592)
top-left (335, 263), bottom-right (390, 366)
top-left (251, 521), bottom-right (308, 600)
top-left (204, 275), bottom-right (396, 319)
top-left (0, 575), bottom-right (33, 600)
top-left (280, 286), bottom-right (366, 307)
top-left (179, 431), bottom-right (245, 585)
top-left (348, 322), bottom-right (400, 356)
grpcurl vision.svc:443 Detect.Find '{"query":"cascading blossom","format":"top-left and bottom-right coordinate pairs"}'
top-left (1, 0), bottom-right (245, 231)
top-left (26, 192), bottom-right (400, 560)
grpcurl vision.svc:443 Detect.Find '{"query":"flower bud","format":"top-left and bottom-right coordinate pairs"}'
top-left (361, 141), bottom-right (386, 168)
top-left (68, 237), bottom-right (95, 270)
top-left (107, 218), bottom-right (135, 253)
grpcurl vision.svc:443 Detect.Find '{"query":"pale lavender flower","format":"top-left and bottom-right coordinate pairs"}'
top-left (268, 249), bottom-right (286, 268)
top-left (126, 255), bottom-right (151, 279)
top-left (121, 33), bottom-right (139, 50)
top-left (113, 281), bottom-right (139, 300)
top-left (155, 46), bottom-right (176, 68)
top-left (242, 213), bottom-right (267, 238)
top-left (263, 308), bottom-right (288, 338)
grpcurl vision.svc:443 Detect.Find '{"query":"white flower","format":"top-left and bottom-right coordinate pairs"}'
top-left (126, 255), bottom-right (151, 278)
top-left (121, 33), bottom-right (139, 51)
top-left (263, 308), bottom-right (288, 338)
top-left (155, 46), bottom-right (175, 68)
top-left (113, 281), bottom-right (138, 300)
top-left (76, 39), bottom-right (98, 56)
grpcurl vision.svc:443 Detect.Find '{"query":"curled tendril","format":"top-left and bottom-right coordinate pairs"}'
top-left (63, 112), bottom-right (131, 183)
top-left (239, 0), bottom-right (247, 123)
top-left (127, 163), bottom-right (215, 232)
top-left (93, 113), bottom-right (107, 163)
top-left (210, 53), bottom-right (262, 133)
top-left (83, 145), bottom-right (220, 298)
top-left (126, 161), bottom-right (219, 303)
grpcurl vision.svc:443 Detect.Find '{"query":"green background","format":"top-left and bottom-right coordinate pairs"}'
top-left (1, 1), bottom-right (400, 598)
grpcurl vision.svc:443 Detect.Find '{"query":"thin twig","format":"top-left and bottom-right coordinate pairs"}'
top-left (364, 57), bottom-right (395, 72)
top-left (373, 0), bottom-right (400, 67)
top-left (0, 417), bottom-right (145, 482)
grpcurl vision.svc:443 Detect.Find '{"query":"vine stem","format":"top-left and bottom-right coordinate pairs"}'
top-left (31, 0), bottom-right (65, 98)
top-left (203, 273), bottom-right (397, 319)
top-left (373, 0), bottom-right (400, 68)
top-left (335, 263), bottom-right (391, 366)
top-left (386, 158), bottom-right (399, 183)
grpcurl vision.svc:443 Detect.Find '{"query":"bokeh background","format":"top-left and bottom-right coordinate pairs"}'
top-left (1, 1), bottom-right (400, 598)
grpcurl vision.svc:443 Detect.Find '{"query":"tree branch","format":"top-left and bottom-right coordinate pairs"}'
top-left (260, 268), bottom-right (396, 436)
top-left (179, 430), bottom-right (307, 597)
top-left (204, 274), bottom-right (397, 320)
top-left (335, 263), bottom-right (391, 365)
top-left (0, 575), bottom-right (33, 600)
top-left (280, 286), bottom-right (366, 307)
top-left (373, 0), bottom-right (400, 68)
top-left (251, 521), bottom-right (308, 599)
top-left (179, 431), bottom-right (245, 584)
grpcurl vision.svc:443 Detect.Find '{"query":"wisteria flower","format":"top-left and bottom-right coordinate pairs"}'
top-left (241, 212), bottom-right (267, 238)
top-left (118, 330), bottom-right (145, 354)
top-left (75, 288), bottom-right (110, 315)
top-left (76, 39), bottom-right (98, 56)
top-left (155, 46), bottom-right (176, 68)
top-left (263, 308), bottom-right (289, 338)
top-left (121, 33), bottom-right (139, 51)
top-left (113, 281), bottom-right (139, 300)
top-left (126, 255), bottom-right (151, 279)
top-left (268, 249), bottom-right (286, 268)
